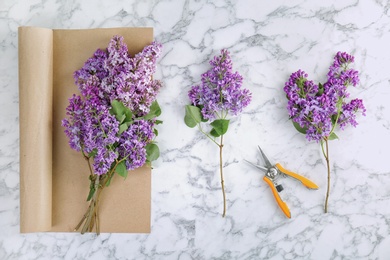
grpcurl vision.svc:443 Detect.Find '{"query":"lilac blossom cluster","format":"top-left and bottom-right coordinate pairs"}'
top-left (284, 52), bottom-right (366, 142)
top-left (117, 120), bottom-right (154, 170)
top-left (74, 35), bottom-right (162, 117)
top-left (188, 49), bottom-right (252, 120)
top-left (62, 36), bottom-right (161, 175)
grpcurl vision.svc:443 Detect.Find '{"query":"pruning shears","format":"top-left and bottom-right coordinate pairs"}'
top-left (245, 145), bottom-right (319, 218)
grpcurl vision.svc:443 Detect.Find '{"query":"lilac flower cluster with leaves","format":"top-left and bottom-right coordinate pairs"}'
top-left (188, 49), bottom-right (252, 120)
top-left (63, 36), bottom-right (162, 175)
top-left (184, 49), bottom-right (252, 217)
top-left (284, 51), bottom-right (366, 142)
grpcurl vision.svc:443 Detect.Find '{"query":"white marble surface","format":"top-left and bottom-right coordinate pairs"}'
top-left (1, 0), bottom-right (390, 259)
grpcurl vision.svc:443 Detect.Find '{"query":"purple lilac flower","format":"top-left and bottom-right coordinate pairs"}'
top-left (82, 103), bottom-right (119, 151)
top-left (284, 70), bottom-right (333, 141)
top-left (326, 52), bottom-right (365, 128)
top-left (63, 36), bottom-right (162, 175)
top-left (117, 120), bottom-right (155, 170)
top-left (93, 148), bottom-right (118, 175)
top-left (73, 36), bottom-right (162, 117)
top-left (63, 96), bottom-right (120, 175)
top-left (325, 51), bottom-right (359, 99)
top-left (62, 94), bottom-right (85, 151)
top-left (284, 52), bottom-right (365, 142)
top-left (118, 41), bottom-right (163, 116)
top-left (188, 49), bottom-right (252, 120)
top-left (338, 98), bottom-right (366, 129)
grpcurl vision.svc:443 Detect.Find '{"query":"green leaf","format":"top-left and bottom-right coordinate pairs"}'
top-left (151, 101), bottom-right (162, 117)
top-left (123, 109), bottom-right (133, 123)
top-left (119, 123), bottom-right (128, 135)
top-left (145, 161), bottom-right (152, 168)
top-left (210, 128), bottom-right (220, 137)
top-left (110, 100), bottom-right (125, 121)
top-left (155, 120), bottom-right (163, 125)
top-left (184, 105), bottom-right (202, 128)
top-left (86, 187), bottom-right (95, 201)
top-left (328, 132), bottom-right (339, 140)
top-left (292, 121), bottom-right (307, 134)
top-left (85, 174), bottom-right (97, 202)
top-left (88, 149), bottom-right (97, 158)
top-left (105, 174), bottom-right (114, 187)
top-left (110, 100), bottom-right (133, 124)
top-left (210, 119), bottom-right (229, 136)
top-left (115, 161), bottom-right (128, 178)
top-left (331, 115), bottom-right (337, 125)
top-left (153, 128), bottom-right (158, 136)
top-left (317, 83), bottom-right (324, 96)
top-left (143, 101), bottom-right (162, 120)
top-left (146, 143), bottom-right (160, 162)
top-left (119, 114), bottom-right (126, 124)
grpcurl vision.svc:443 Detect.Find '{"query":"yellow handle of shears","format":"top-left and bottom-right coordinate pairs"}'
top-left (275, 163), bottom-right (319, 190)
top-left (263, 176), bottom-right (291, 218)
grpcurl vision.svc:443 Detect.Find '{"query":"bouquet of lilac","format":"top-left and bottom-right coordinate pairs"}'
top-left (284, 52), bottom-right (366, 213)
top-left (62, 36), bottom-right (162, 234)
top-left (184, 50), bottom-right (251, 217)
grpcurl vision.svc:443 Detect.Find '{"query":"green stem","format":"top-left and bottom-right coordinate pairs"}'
top-left (329, 99), bottom-right (343, 136)
top-left (83, 151), bottom-right (94, 176)
top-left (323, 137), bottom-right (331, 213)
top-left (320, 139), bottom-right (327, 160)
top-left (198, 124), bottom-right (219, 146)
top-left (219, 135), bottom-right (226, 217)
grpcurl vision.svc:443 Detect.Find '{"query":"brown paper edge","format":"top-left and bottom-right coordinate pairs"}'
top-left (19, 26), bottom-right (53, 233)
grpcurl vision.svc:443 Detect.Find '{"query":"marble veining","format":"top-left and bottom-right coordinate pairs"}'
top-left (1, 0), bottom-right (390, 259)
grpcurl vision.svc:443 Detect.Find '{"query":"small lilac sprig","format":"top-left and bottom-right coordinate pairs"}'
top-left (284, 51), bottom-right (366, 213)
top-left (62, 35), bottom-right (162, 234)
top-left (185, 49), bottom-right (252, 217)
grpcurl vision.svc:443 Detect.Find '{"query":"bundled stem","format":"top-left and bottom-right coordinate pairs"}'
top-left (219, 135), bottom-right (226, 217)
top-left (74, 156), bottom-right (117, 234)
top-left (74, 175), bottom-right (106, 234)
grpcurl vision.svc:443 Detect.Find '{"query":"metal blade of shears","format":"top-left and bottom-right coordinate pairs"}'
top-left (244, 159), bottom-right (268, 173)
top-left (258, 145), bottom-right (273, 168)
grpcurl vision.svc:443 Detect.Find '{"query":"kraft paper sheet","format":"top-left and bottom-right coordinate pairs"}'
top-left (19, 26), bottom-right (152, 233)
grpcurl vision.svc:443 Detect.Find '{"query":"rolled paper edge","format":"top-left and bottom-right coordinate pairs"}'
top-left (19, 26), bottom-right (53, 233)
